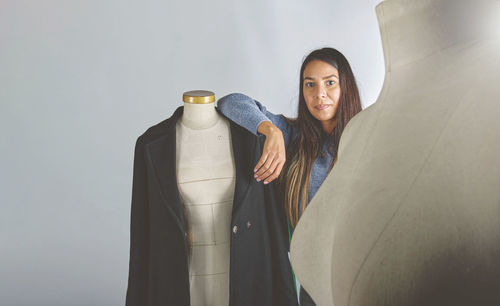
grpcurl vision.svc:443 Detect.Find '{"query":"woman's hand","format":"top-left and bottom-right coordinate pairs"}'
top-left (255, 121), bottom-right (286, 184)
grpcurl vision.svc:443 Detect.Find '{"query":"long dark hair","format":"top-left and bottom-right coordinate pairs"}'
top-left (279, 47), bottom-right (362, 227)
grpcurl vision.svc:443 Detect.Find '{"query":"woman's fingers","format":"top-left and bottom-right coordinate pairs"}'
top-left (254, 153), bottom-right (269, 174)
top-left (255, 153), bottom-right (277, 181)
top-left (255, 152), bottom-right (286, 183)
top-left (264, 161), bottom-right (285, 184)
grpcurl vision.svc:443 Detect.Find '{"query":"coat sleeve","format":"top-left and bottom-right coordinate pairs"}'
top-left (125, 137), bottom-right (150, 305)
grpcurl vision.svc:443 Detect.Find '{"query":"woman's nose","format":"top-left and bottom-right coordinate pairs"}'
top-left (315, 85), bottom-right (327, 98)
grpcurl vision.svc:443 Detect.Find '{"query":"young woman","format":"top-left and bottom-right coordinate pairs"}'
top-left (217, 47), bottom-right (362, 305)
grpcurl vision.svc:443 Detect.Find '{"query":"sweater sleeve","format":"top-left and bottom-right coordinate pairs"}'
top-left (217, 93), bottom-right (293, 146)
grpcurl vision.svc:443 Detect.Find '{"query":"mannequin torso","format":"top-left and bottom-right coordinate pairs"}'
top-left (176, 95), bottom-right (235, 306)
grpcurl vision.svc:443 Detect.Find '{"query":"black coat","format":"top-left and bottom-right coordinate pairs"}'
top-left (126, 107), bottom-right (298, 306)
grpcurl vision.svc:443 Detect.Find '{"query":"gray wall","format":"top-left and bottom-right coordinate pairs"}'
top-left (0, 0), bottom-right (384, 305)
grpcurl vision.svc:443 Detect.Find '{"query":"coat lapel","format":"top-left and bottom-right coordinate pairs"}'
top-left (228, 119), bottom-right (257, 218)
top-left (146, 107), bottom-right (186, 232)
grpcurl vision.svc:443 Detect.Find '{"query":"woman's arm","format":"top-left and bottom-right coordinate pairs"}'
top-left (218, 93), bottom-right (290, 136)
top-left (217, 93), bottom-right (291, 184)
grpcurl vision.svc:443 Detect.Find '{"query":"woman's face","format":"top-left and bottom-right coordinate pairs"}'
top-left (302, 60), bottom-right (341, 133)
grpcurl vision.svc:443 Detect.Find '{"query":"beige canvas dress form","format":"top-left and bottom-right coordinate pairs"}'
top-left (290, 0), bottom-right (500, 305)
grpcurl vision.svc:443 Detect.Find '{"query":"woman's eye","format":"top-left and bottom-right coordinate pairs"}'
top-left (327, 80), bottom-right (336, 86)
top-left (305, 82), bottom-right (315, 88)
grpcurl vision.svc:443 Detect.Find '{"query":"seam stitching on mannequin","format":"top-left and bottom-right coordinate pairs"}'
top-left (393, 38), bottom-right (486, 70)
top-left (190, 272), bottom-right (228, 276)
top-left (183, 200), bottom-right (233, 207)
top-left (211, 204), bottom-right (216, 244)
top-left (340, 5), bottom-right (392, 302)
top-left (191, 241), bottom-right (230, 247)
top-left (179, 176), bottom-right (236, 184)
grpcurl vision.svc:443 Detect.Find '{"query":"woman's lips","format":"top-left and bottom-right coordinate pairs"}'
top-left (315, 104), bottom-right (331, 110)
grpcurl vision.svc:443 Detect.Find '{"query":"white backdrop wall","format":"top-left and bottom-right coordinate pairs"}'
top-left (0, 0), bottom-right (384, 305)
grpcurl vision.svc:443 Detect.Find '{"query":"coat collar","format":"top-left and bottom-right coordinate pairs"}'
top-left (145, 106), bottom-right (256, 231)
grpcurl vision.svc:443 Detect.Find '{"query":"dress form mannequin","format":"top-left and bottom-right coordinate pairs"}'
top-left (290, 0), bottom-right (500, 305)
top-left (176, 90), bottom-right (235, 306)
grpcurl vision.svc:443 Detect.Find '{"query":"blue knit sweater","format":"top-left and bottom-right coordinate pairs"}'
top-left (217, 93), bottom-right (335, 209)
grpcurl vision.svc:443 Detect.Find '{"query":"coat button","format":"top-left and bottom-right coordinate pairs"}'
top-left (246, 221), bottom-right (251, 228)
top-left (232, 225), bottom-right (238, 234)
